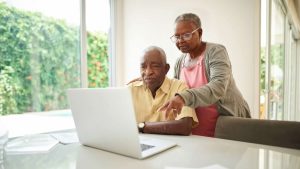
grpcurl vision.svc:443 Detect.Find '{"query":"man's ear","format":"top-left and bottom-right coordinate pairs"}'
top-left (165, 64), bottom-right (170, 74)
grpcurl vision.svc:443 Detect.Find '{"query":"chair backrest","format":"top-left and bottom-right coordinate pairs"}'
top-left (215, 116), bottom-right (300, 149)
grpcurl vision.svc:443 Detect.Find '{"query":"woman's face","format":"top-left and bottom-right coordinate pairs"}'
top-left (174, 21), bottom-right (202, 53)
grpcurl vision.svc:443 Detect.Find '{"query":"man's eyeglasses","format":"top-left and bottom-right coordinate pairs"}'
top-left (170, 27), bottom-right (201, 43)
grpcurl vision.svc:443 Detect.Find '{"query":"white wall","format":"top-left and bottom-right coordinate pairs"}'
top-left (114, 0), bottom-right (260, 117)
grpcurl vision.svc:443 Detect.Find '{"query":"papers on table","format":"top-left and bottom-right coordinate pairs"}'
top-left (4, 131), bottom-right (79, 155)
top-left (5, 134), bottom-right (59, 154)
top-left (50, 132), bottom-right (79, 144)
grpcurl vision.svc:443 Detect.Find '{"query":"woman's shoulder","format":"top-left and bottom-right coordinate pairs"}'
top-left (205, 42), bottom-right (226, 51)
top-left (205, 42), bottom-right (229, 60)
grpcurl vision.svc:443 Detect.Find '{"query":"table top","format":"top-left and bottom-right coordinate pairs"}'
top-left (2, 132), bottom-right (300, 169)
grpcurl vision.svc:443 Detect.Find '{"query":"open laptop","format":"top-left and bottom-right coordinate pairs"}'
top-left (67, 87), bottom-right (176, 159)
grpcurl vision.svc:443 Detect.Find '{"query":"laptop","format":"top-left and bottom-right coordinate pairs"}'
top-left (67, 87), bottom-right (176, 159)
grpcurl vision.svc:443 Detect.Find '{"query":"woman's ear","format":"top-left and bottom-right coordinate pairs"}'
top-left (198, 28), bottom-right (203, 38)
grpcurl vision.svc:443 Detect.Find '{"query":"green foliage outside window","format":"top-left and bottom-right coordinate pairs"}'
top-left (87, 32), bottom-right (109, 88)
top-left (260, 47), bottom-right (266, 93)
top-left (0, 66), bottom-right (19, 115)
top-left (0, 3), bottom-right (109, 115)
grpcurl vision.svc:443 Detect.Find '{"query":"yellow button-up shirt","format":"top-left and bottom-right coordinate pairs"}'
top-left (128, 77), bottom-right (198, 127)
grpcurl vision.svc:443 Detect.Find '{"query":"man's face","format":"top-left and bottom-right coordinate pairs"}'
top-left (174, 21), bottom-right (202, 53)
top-left (140, 51), bottom-right (169, 91)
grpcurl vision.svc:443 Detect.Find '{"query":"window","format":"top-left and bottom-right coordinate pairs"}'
top-left (86, 0), bottom-right (110, 88)
top-left (283, 26), bottom-right (297, 120)
top-left (0, 0), bottom-right (81, 115)
top-left (269, 0), bottom-right (285, 120)
top-left (0, 0), bottom-right (111, 116)
top-left (260, 0), bottom-right (268, 119)
top-left (260, 0), bottom-right (299, 121)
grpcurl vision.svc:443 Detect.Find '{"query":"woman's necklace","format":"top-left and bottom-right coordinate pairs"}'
top-left (182, 43), bottom-right (206, 68)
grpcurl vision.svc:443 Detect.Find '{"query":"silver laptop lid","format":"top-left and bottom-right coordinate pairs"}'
top-left (67, 87), bottom-right (142, 158)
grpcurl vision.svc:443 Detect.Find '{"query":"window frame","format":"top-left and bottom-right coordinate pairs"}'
top-left (80, 0), bottom-right (88, 88)
top-left (80, 0), bottom-right (115, 87)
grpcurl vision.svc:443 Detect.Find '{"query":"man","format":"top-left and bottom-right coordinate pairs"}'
top-left (128, 46), bottom-right (198, 135)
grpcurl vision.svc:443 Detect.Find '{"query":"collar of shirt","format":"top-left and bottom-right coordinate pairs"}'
top-left (132, 77), bottom-right (171, 95)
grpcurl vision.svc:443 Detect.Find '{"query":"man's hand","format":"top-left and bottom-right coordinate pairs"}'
top-left (159, 95), bottom-right (186, 118)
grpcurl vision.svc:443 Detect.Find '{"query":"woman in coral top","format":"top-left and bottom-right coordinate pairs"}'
top-left (160, 13), bottom-right (251, 137)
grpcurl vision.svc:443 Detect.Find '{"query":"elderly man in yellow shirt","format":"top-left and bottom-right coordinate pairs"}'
top-left (128, 46), bottom-right (198, 135)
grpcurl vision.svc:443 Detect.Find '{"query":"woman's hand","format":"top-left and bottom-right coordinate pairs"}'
top-left (159, 95), bottom-right (186, 118)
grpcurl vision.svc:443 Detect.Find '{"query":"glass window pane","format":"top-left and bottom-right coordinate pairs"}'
top-left (86, 0), bottom-right (110, 88)
top-left (260, 0), bottom-right (267, 119)
top-left (269, 0), bottom-right (285, 120)
top-left (286, 32), bottom-right (297, 120)
top-left (0, 0), bottom-right (81, 115)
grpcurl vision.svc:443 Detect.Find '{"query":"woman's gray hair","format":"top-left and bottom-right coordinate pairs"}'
top-left (175, 13), bottom-right (201, 28)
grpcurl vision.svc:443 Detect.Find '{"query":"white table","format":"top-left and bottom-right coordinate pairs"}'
top-left (3, 132), bottom-right (300, 169)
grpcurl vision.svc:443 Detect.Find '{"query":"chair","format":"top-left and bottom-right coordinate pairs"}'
top-left (215, 116), bottom-right (300, 149)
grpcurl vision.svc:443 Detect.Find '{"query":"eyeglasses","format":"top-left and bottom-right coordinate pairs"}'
top-left (170, 27), bottom-right (201, 43)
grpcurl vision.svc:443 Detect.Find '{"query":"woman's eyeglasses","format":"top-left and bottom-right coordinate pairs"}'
top-left (170, 27), bottom-right (200, 43)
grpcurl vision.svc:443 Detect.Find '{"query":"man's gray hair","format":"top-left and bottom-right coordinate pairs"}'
top-left (143, 46), bottom-right (167, 64)
top-left (175, 13), bottom-right (201, 28)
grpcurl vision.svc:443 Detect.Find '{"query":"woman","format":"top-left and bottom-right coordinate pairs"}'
top-left (159, 13), bottom-right (251, 137)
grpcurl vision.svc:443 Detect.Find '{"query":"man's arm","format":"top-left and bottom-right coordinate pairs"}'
top-left (142, 117), bottom-right (193, 136)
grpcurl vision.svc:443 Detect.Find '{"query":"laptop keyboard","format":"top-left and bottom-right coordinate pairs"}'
top-left (140, 143), bottom-right (155, 151)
